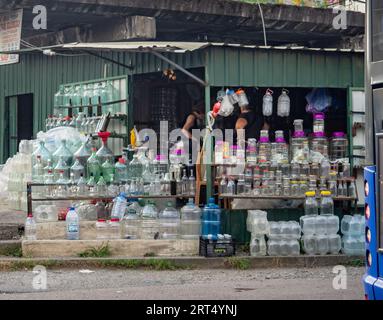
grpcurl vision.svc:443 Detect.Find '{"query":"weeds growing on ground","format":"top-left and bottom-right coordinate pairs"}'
top-left (78, 243), bottom-right (111, 258)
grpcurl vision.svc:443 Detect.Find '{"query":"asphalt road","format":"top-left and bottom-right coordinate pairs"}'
top-left (0, 266), bottom-right (364, 300)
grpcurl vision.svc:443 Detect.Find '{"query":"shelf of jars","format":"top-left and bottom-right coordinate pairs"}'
top-left (27, 182), bottom-right (196, 210)
top-left (217, 194), bottom-right (358, 201)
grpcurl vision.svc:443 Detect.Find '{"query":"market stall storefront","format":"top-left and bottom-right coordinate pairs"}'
top-left (0, 43), bottom-right (365, 257)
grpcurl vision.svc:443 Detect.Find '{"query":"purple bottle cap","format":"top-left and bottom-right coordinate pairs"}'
top-left (293, 131), bottom-right (305, 138)
top-left (259, 137), bottom-right (269, 143)
top-left (230, 145), bottom-right (238, 150)
top-left (313, 132), bottom-right (325, 138)
top-left (313, 113), bottom-right (325, 120)
top-left (276, 137), bottom-right (286, 143)
top-left (333, 132), bottom-right (345, 138)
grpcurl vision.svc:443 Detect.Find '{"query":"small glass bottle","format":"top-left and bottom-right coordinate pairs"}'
top-left (181, 169), bottom-right (189, 195)
top-left (189, 169), bottom-right (196, 196)
top-left (237, 174), bottom-right (246, 195)
top-left (96, 173), bottom-right (107, 195)
top-left (87, 173), bottom-right (96, 195)
top-left (77, 173), bottom-right (87, 196)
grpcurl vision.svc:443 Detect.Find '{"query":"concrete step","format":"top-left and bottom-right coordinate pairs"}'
top-left (0, 224), bottom-right (23, 240)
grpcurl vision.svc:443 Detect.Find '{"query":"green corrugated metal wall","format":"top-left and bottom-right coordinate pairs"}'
top-left (0, 50), bottom-right (205, 162)
top-left (206, 47), bottom-right (364, 88)
top-left (0, 46), bottom-right (364, 162)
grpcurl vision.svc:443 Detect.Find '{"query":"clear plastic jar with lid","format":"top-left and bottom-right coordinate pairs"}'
top-left (330, 132), bottom-right (348, 161)
top-left (291, 120), bottom-right (310, 164)
top-left (258, 130), bottom-right (271, 163)
top-left (246, 138), bottom-right (257, 164)
top-left (274, 130), bottom-right (289, 164)
top-left (310, 132), bottom-right (329, 163)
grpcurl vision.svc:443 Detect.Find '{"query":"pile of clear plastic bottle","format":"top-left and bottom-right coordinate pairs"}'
top-left (340, 215), bottom-right (365, 256)
top-left (300, 191), bottom-right (342, 255)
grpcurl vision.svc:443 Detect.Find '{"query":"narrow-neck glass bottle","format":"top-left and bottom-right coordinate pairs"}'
top-left (70, 157), bottom-right (85, 183)
top-left (87, 148), bottom-right (101, 181)
top-left (102, 158), bottom-right (115, 183)
top-left (53, 139), bottom-right (73, 167)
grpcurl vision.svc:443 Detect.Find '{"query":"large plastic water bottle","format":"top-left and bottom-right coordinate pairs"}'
top-left (25, 213), bottom-right (37, 240)
top-left (111, 193), bottom-right (128, 220)
top-left (277, 89), bottom-right (290, 117)
top-left (159, 202), bottom-right (181, 240)
top-left (180, 199), bottom-right (201, 240)
top-left (201, 198), bottom-right (221, 240)
top-left (66, 207), bottom-right (80, 240)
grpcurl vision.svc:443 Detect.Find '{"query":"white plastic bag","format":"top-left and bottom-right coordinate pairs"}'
top-left (36, 127), bottom-right (86, 154)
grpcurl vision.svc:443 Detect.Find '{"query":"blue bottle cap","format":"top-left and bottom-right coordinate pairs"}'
top-left (120, 192), bottom-right (127, 199)
top-left (208, 197), bottom-right (215, 204)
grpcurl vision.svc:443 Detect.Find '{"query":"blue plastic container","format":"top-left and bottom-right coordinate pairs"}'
top-left (201, 198), bottom-right (221, 240)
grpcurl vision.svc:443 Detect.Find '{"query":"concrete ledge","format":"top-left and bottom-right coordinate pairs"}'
top-left (0, 240), bottom-right (22, 256)
top-left (0, 224), bottom-right (23, 240)
top-left (22, 240), bottom-right (200, 258)
top-left (0, 255), bottom-right (364, 271)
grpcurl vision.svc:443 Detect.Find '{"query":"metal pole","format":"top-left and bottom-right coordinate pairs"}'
top-left (149, 50), bottom-right (208, 87)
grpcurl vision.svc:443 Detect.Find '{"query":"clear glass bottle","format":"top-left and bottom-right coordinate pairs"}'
top-left (101, 158), bottom-right (115, 183)
top-left (53, 139), bottom-right (73, 167)
top-left (227, 178), bottom-right (236, 195)
top-left (70, 157), bottom-right (85, 183)
top-left (128, 154), bottom-right (143, 180)
top-left (87, 173), bottom-right (96, 195)
top-left (77, 173), bottom-right (87, 196)
top-left (32, 141), bottom-right (52, 168)
top-left (87, 148), bottom-right (101, 181)
top-left (96, 173), bottom-right (107, 195)
top-left (219, 176), bottom-right (227, 195)
top-left (54, 157), bottom-right (69, 180)
top-left (32, 155), bottom-right (44, 183)
top-left (180, 199), bottom-right (202, 240)
top-left (181, 169), bottom-right (189, 195)
top-left (74, 140), bottom-right (92, 168)
top-left (189, 169), bottom-right (196, 196)
top-left (115, 157), bottom-right (128, 185)
top-left (237, 174), bottom-right (246, 195)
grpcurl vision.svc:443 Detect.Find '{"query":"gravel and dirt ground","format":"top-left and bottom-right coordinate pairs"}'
top-left (0, 266), bottom-right (364, 300)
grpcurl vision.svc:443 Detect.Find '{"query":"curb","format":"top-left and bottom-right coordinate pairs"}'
top-left (0, 255), bottom-right (365, 271)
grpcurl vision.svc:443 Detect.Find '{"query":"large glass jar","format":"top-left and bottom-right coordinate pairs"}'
top-left (310, 132), bottom-right (329, 163)
top-left (87, 148), bottom-right (101, 181)
top-left (330, 132), bottom-right (348, 161)
top-left (274, 130), bottom-right (289, 164)
top-left (258, 130), bottom-right (271, 164)
top-left (291, 124), bottom-right (309, 164)
top-left (246, 138), bottom-right (257, 164)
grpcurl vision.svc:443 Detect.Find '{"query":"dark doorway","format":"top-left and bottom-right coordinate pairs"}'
top-left (4, 94), bottom-right (34, 159)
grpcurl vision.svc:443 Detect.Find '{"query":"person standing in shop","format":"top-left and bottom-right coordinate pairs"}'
top-left (181, 101), bottom-right (205, 161)
top-left (235, 103), bottom-right (269, 144)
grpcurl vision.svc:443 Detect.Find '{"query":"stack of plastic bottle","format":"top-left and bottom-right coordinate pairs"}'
top-left (341, 215), bottom-right (365, 256)
top-left (3, 140), bottom-right (33, 211)
top-left (267, 221), bottom-right (301, 256)
top-left (300, 191), bottom-right (341, 255)
top-left (247, 210), bottom-right (269, 256)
